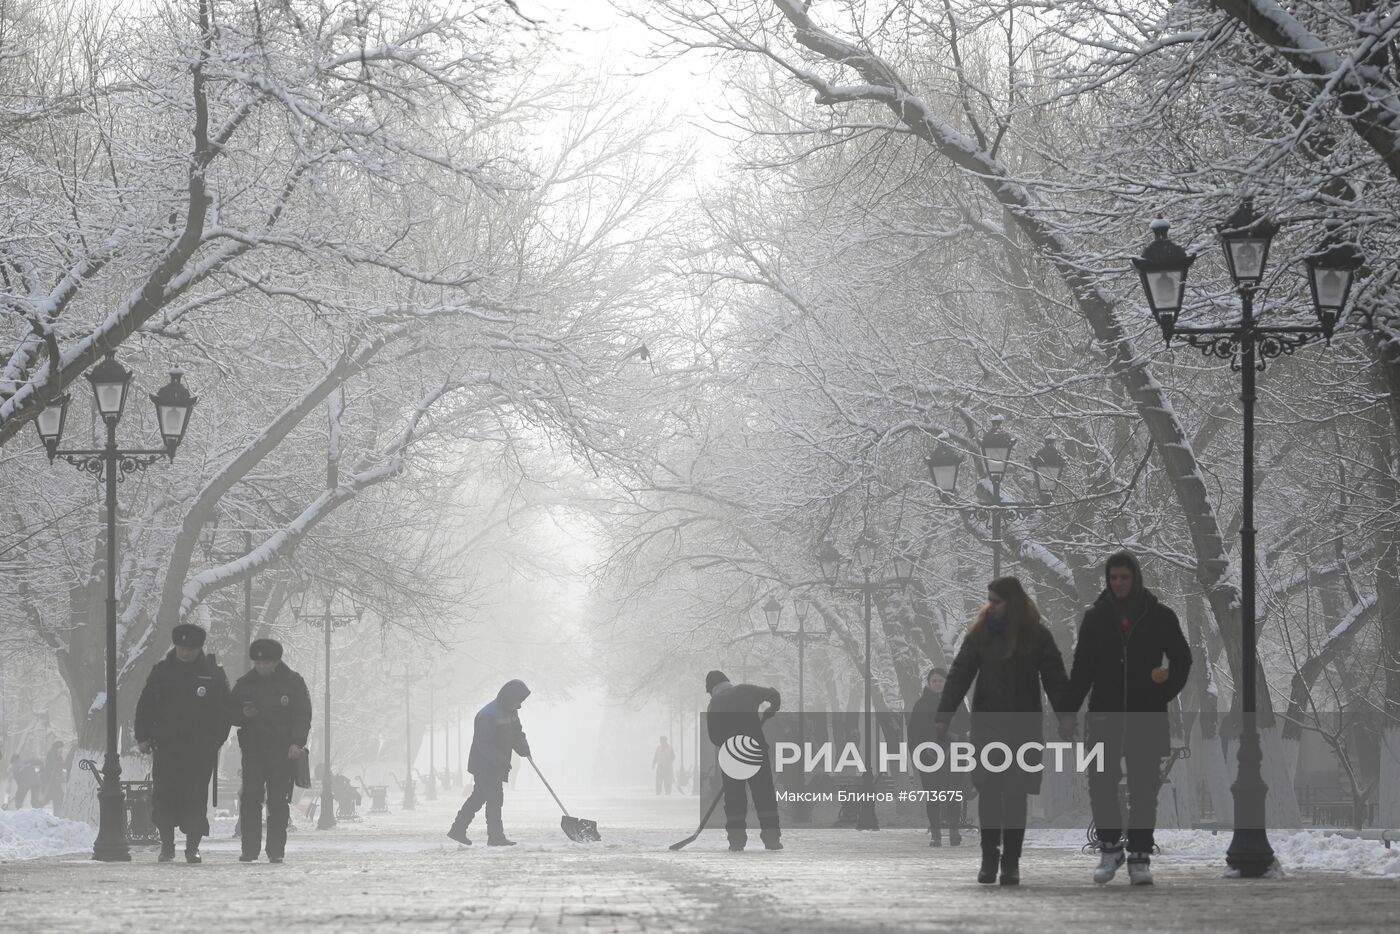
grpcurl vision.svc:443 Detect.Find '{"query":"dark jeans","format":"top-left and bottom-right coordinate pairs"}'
top-left (722, 759), bottom-right (779, 847)
top-left (1089, 727), bottom-right (1163, 853)
top-left (977, 779), bottom-right (1028, 858)
top-left (452, 777), bottom-right (505, 838)
top-left (655, 768), bottom-right (673, 795)
top-left (240, 748), bottom-right (293, 858)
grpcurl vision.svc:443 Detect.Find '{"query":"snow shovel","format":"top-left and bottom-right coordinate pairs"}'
top-left (670, 783), bottom-right (724, 851)
top-left (527, 757), bottom-right (601, 843)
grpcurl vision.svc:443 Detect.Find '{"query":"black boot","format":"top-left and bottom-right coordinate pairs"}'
top-left (185, 835), bottom-right (203, 864)
top-left (158, 828), bottom-right (175, 863)
top-left (929, 828), bottom-right (942, 847)
top-left (978, 846), bottom-right (1000, 884)
top-left (446, 821), bottom-right (472, 846)
top-left (1000, 829), bottom-right (1023, 885)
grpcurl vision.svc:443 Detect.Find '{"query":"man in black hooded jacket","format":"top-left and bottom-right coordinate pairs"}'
top-left (447, 679), bottom-right (531, 847)
top-left (1062, 551), bottom-right (1192, 885)
top-left (134, 623), bottom-right (231, 863)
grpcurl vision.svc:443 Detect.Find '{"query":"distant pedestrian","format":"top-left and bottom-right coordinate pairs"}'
top-left (7, 755), bottom-right (42, 809)
top-left (936, 577), bottom-right (1070, 886)
top-left (447, 680), bottom-right (532, 847)
top-left (907, 667), bottom-right (964, 846)
top-left (134, 624), bottom-right (231, 862)
top-left (40, 741), bottom-right (67, 811)
top-left (706, 670), bottom-right (782, 851)
top-left (231, 639), bottom-right (312, 864)
top-left (652, 737), bottom-right (675, 795)
top-left (1062, 551), bottom-right (1192, 886)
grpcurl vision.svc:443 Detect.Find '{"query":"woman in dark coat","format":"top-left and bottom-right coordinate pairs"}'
top-left (936, 577), bottom-right (1070, 885)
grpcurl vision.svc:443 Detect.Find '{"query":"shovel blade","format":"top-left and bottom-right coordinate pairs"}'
top-left (561, 816), bottom-right (601, 843)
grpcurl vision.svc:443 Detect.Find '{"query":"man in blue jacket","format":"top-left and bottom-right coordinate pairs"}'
top-left (447, 680), bottom-right (531, 846)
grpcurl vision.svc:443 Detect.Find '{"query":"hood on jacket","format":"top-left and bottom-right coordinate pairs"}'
top-left (1098, 550), bottom-right (1152, 614)
top-left (497, 679), bottom-right (531, 710)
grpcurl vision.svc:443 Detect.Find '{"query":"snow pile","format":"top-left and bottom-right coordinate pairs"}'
top-left (1027, 827), bottom-right (1400, 876)
top-left (0, 809), bottom-right (95, 861)
top-left (1273, 831), bottom-right (1400, 877)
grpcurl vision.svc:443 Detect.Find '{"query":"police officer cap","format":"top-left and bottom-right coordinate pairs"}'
top-left (249, 638), bottom-right (283, 662)
top-left (171, 623), bottom-right (207, 648)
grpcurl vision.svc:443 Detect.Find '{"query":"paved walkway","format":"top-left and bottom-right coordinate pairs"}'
top-left (2, 788), bottom-right (1396, 932)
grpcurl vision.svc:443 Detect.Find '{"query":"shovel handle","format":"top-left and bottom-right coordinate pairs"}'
top-left (526, 756), bottom-right (571, 817)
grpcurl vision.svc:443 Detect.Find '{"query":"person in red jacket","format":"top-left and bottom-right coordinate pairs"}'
top-left (1062, 551), bottom-right (1192, 886)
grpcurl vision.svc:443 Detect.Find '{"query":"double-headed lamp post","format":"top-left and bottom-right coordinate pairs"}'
top-left (1131, 199), bottom-right (1364, 879)
top-left (291, 591), bottom-right (363, 830)
top-left (761, 594), bottom-right (824, 822)
top-left (33, 353), bottom-right (197, 862)
top-left (925, 420), bottom-right (1065, 579)
top-left (818, 534), bottom-right (914, 830)
top-left (199, 515), bottom-right (256, 674)
top-left (402, 670), bottom-right (417, 810)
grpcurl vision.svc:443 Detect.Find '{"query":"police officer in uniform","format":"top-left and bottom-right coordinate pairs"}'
top-left (133, 623), bottom-right (231, 863)
top-left (231, 639), bottom-right (311, 864)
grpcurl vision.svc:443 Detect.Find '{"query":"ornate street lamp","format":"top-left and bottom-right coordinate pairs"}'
top-left (1132, 202), bottom-right (1366, 878)
top-left (926, 420), bottom-right (1066, 577)
top-left (817, 540), bottom-right (843, 585)
top-left (292, 589), bottom-right (364, 830)
top-left (978, 416), bottom-right (1015, 481)
top-left (1304, 223), bottom-right (1365, 340)
top-left (924, 441), bottom-right (963, 494)
top-left (1131, 219), bottom-right (1196, 339)
top-left (762, 595), bottom-right (783, 635)
top-left (87, 352), bottom-right (134, 421)
top-left (151, 368), bottom-right (196, 455)
top-left (816, 536), bottom-right (910, 831)
top-left (32, 354), bottom-right (197, 862)
top-left (1216, 197), bottom-right (1277, 289)
top-left (199, 515), bottom-right (257, 675)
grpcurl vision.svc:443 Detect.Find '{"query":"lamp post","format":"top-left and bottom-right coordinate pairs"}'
top-left (426, 678), bottom-right (437, 800)
top-left (759, 594), bottom-right (825, 822)
top-left (291, 591), bottom-right (363, 830)
top-left (925, 422), bottom-right (1064, 578)
top-left (199, 518), bottom-right (256, 674)
top-left (33, 353), bottom-right (197, 862)
top-left (402, 673), bottom-right (417, 810)
top-left (817, 535), bottom-right (914, 830)
top-left (1131, 200), bottom-right (1364, 878)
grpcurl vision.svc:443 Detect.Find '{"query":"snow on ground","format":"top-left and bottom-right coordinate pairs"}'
top-left (1026, 827), bottom-right (1400, 876)
top-left (0, 809), bottom-right (95, 861)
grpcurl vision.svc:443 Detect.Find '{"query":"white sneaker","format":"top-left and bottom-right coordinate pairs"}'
top-left (1093, 844), bottom-right (1125, 883)
top-left (1127, 852), bottom-right (1153, 885)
